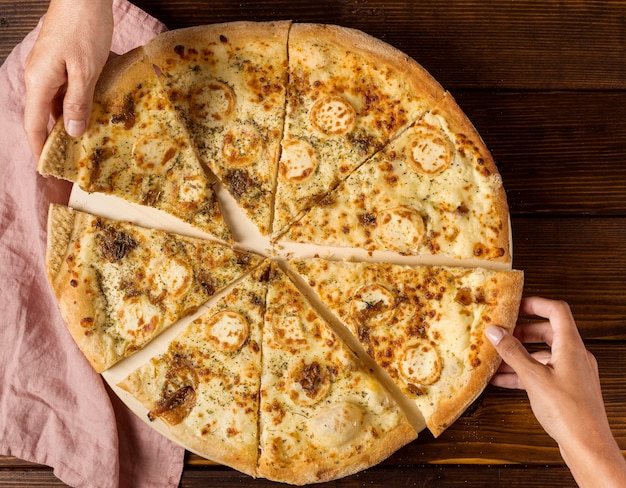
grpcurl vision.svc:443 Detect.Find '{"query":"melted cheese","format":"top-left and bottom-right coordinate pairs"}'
top-left (292, 258), bottom-right (513, 426)
top-left (118, 270), bottom-right (267, 476)
top-left (283, 104), bottom-right (507, 261)
top-left (257, 265), bottom-right (413, 483)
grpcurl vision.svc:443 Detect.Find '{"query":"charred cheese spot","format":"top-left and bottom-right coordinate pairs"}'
top-left (149, 256), bottom-right (193, 299)
top-left (204, 310), bottom-right (249, 353)
top-left (405, 126), bottom-right (451, 176)
top-left (272, 313), bottom-right (308, 349)
top-left (279, 138), bottom-right (318, 182)
top-left (168, 174), bottom-right (207, 210)
top-left (309, 402), bottom-right (364, 447)
top-left (373, 206), bottom-right (425, 252)
top-left (288, 360), bottom-right (331, 406)
top-left (132, 134), bottom-right (179, 174)
top-left (221, 124), bottom-right (266, 168)
top-left (399, 341), bottom-right (442, 386)
top-left (350, 283), bottom-right (396, 327)
top-left (184, 76), bottom-right (236, 127)
top-left (454, 287), bottom-right (474, 306)
top-left (309, 95), bottom-right (357, 136)
top-left (117, 295), bottom-right (163, 339)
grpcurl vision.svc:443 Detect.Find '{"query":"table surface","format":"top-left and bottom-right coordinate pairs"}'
top-left (1, 1), bottom-right (625, 487)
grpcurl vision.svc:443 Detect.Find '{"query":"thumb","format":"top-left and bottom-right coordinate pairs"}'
top-left (62, 69), bottom-right (97, 138)
top-left (485, 325), bottom-right (540, 379)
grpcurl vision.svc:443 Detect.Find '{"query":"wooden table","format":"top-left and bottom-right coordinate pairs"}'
top-left (1, 1), bottom-right (625, 486)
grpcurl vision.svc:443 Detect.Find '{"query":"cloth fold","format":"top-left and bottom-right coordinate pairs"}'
top-left (0, 1), bottom-right (185, 487)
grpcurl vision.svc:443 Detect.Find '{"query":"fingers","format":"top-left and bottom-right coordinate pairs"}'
top-left (513, 320), bottom-right (554, 346)
top-left (496, 349), bottom-right (551, 374)
top-left (23, 57), bottom-right (66, 157)
top-left (486, 325), bottom-right (547, 389)
top-left (520, 297), bottom-right (581, 342)
top-left (62, 63), bottom-right (97, 137)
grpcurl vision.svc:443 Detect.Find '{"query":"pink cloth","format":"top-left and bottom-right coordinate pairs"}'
top-left (0, 1), bottom-right (186, 487)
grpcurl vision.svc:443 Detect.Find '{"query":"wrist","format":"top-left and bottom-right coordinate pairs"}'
top-left (559, 433), bottom-right (626, 487)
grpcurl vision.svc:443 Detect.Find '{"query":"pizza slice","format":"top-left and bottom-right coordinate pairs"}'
top-left (45, 204), bottom-right (263, 372)
top-left (37, 48), bottom-right (231, 242)
top-left (117, 263), bottom-right (270, 477)
top-left (257, 263), bottom-right (417, 484)
top-left (283, 92), bottom-right (511, 262)
top-left (291, 258), bottom-right (523, 436)
top-left (272, 23), bottom-right (446, 234)
top-left (143, 22), bottom-right (291, 236)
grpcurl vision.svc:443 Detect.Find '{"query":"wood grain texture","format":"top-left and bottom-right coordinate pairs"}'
top-left (1, 0), bottom-right (625, 487)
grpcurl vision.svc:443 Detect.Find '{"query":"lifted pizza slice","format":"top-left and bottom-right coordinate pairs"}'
top-left (118, 263), bottom-right (270, 477)
top-left (273, 23), bottom-right (445, 234)
top-left (291, 258), bottom-right (523, 436)
top-left (257, 263), bottom-right (417, 485)
top-left (283, 93), bottom-right (511, 262)
top-left (144, 21), bottom-right (290, 236)
top-left (45, 204), bottom-right (263, 372)
top-left (38, 48), bottom-right (231, 242)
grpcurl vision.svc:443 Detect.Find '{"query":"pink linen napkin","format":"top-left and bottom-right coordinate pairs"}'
top-left (0, 1), bottom-right (186, 487)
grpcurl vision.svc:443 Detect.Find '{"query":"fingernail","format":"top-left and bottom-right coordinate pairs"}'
top-left (485, 325), bottom-right (505, 345)
top-left (66, 119), bottom-right (86, 137)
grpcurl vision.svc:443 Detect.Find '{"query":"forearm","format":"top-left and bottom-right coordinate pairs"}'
top-left (560, 431), bottom-right (626, 488)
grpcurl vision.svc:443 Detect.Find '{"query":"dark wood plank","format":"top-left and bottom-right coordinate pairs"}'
top-left (0, 462), bottom-right (579, 487)
top-left (4, 1), bottom-right (626, 91)
top-left (0, 1), bottom-right (45, 62)
top-left (512, 217), bottom-right (626, 339)
top-left (129, 0), bottom-right (626, 90)
top-left (179, 465), bottom-right (578, 487)
top-left (453, 91), bottom-right (626, 216)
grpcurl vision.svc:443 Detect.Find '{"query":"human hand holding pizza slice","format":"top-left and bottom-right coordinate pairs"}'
top-left (23, 0), bottom-right (113, 157)
top-left (487, 297), bottom-right (626, 488)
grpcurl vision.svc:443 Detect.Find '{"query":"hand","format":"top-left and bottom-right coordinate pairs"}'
top-left (486, 297), bottom-right (626, 487)
top-left (23, 0), bottom-right (113, 158)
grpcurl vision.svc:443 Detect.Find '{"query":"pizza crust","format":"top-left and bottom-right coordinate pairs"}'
top-left (425, 269), bottom-right (524, 436)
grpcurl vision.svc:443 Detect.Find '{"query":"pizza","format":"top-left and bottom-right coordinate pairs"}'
top-left (283, 92), bottom-right (511, 261)
top-left (118, 263), bottom-right (269, 477)
top-left (256, 263), bottom-right (416, 484)
top-left (272, 23), bottom-right (445, 234)
top-left (119, 262), bottom-right (417, 484)
top-left (45, 204), bottom-right (262, 372)
top-left (38, 21), bottom-right (524, 485)
top-left (143, 22), bottom-right (290, 236)
top-left (38, 48), bottom-right (232, 243)
top-left (290, 258), bottom-right (524, 436)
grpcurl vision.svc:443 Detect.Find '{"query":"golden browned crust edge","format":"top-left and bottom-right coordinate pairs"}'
top-left (118, 375), bottom-right (259, 478)
top-left (257, 422), bottom-right (417, 485)
top-left (426, 269), bottom-right (524, 436)
top-left (46, 204), bottom-right (113, 372)
top-left (290, 23), bottom-right (446, 108)
top-left (429, 91), bottom-right (512, 263)
top-left (45, 203), bottom-right (75, 284)
top-left (144, 20), bottom-right (292, 65)
top-left (37, 116), bottom-right (80, 180)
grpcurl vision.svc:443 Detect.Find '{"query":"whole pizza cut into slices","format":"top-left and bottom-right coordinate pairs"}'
top-left (118, 263), bottom-right (270, 477)
top-left (45, 204), bottom-right (263, 372)
top-left (257, 263), bottom-right (417, 484)
top-left (37, 20), bottom-right (527, 486)
top-left (38, 48), bottom-right (232, 242)
top-left (144, 21), bottom-right (291, 236)
top-left (291, 257), bottom-right (523, 436)
top-left (283, 93), bottom-right (511, 261)
top-left (272, 23), bottom-right (446, 234)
